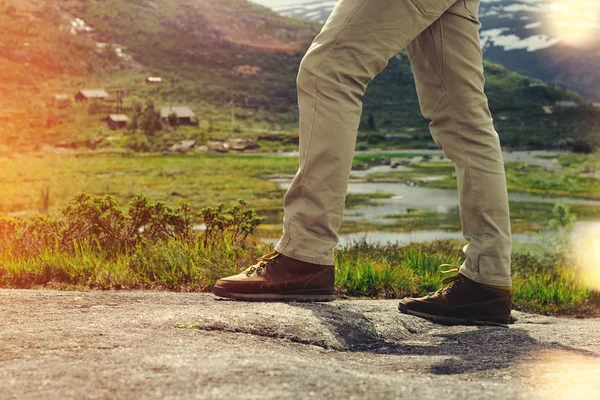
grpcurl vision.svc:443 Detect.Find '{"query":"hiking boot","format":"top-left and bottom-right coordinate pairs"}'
top-left (213, 250), bottom-right (336, 301)
top-left (398, 266), bottom-right (512, 327)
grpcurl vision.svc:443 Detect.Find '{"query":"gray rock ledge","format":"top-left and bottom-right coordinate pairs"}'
top-left (1, 290), bottom-right (598, 400)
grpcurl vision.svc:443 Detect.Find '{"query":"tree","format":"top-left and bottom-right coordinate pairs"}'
top-left (572, 139), bottom-right (593, 154)
top-left (167, 112), bottom-right (178, 129)
top-left (367, 112), bottom-right (377, 131)
top-left (139, 100), bottom-right (162, 137)
top-left (545, 201), bottom-right (577, 258)
top-left (548, 202), bottom-right (577, 232)
top-left (128, 113), bottom-right (139, 132)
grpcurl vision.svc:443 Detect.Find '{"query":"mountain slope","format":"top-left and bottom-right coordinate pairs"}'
top-left (478, 0), bottom-right (600, 101)
top-left (60, 0), bottom-right (319, 107)
top-left (0, 0), bottom-right (321, 149)
top-left (0, 0), bottom-right (596, 152)
top-left (257, 0), bottom-right (600, 101)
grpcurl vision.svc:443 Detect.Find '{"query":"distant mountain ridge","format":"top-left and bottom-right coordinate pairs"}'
top-left (253, 0), bottom-right (600, 101)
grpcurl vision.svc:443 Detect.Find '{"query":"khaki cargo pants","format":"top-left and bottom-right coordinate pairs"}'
top-left (274, 0), bottom-right (512, 287)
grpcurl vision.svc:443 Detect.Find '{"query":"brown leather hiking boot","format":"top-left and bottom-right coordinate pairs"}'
top-left (213, 250), bottom-right (336, 301)
top-left (398, 268), bottom-right (512, 327)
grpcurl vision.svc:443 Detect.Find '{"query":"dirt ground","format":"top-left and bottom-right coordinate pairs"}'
top-left (1, 290), bottom-right (599, 399)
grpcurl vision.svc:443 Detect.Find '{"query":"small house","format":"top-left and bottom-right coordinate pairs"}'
top-left (160, 106), bottom-right (198, 126)
top-left (146, 77), bottom-right (163, 84)
top-left (75, 89), bottom-right (110, 102)
top-left (554, 101), bottom-right (578, 108)
top-left (51, 94), bottom-right (71, 108)
top-left (105, 114), bottom-right (129, 130)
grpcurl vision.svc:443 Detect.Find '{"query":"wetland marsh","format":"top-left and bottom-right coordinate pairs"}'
top-left (1, 149), bottom-right (598, 314)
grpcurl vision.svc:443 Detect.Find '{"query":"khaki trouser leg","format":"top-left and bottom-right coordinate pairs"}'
top-left (275, 0), bottom-right (512, 287)
top-left (406, 0), bottom-right (512, 286)
top-left (275, 0), bottom-right (456, 264)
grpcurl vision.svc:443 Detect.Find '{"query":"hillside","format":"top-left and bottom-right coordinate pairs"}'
top-left (478, 0), bottom-right (600, 102)
top-left (0, 0), bottom-right (319, 150)
top-left (0, 0), bottom-right (597, 152)
top-left (259, 0), bottom-right (600, 101)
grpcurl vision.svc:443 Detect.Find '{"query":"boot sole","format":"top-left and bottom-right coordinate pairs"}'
top-left (213, 286), bottom-right (337, 302)
top-left (398, 303), bottom-right (510, 328)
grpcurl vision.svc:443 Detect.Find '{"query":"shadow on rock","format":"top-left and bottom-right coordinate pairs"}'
top-left (290, 302), bottom-right (599, 376)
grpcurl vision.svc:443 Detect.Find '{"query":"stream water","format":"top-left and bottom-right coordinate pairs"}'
top-left (266, 150), bottom-right (600, 246)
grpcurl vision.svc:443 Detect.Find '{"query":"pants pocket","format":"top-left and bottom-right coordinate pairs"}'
top-left (409, 0), bottom-right (439, 15)
top-left (411, 0), bottom-right (461, 16)
top-left (464, 0), bottom-right (480, 19)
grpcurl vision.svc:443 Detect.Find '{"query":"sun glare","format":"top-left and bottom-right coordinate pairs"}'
top-left (525, 350), bottom-right (600, 399)
top-left (549, 1), bottom-right (600, 46)
top-left (572, 233), bottom-right (600, 291)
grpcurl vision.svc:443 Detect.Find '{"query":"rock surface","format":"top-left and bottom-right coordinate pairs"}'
top-left (1, 290), bottom-right (599, 399)
top-left (169, 139), bottom-right (196, 153)
top-left (207, 141), bottom-right (230, 153)
top-left (228, 137), bottom-right (258, 151)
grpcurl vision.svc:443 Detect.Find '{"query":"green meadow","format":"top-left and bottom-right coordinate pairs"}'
top-left (0, 150), bottom-right (598, 316)
top-left (0, 192), bottom-right (597, 316)
top-left (2, 151), bottom-right (598, 218)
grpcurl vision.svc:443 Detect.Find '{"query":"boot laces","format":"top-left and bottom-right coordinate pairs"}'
top-left (243, 250), bottom-right (281, 277)
top-left (428, 264), bottom-right (464, 297)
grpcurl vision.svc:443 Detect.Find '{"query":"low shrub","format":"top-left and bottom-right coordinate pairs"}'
top-left (0, 194), bottom-right (596, 316)
top-left (0, 193), bottom-right (263, 259)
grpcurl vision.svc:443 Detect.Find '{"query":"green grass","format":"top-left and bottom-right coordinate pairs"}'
top-left (381, 209), bottom-right (463, 232)
top-left (344, 191), bottom-right (395, 208)
top-left (511, 252), bottom-right (597, 315)
top-left (337, 240), bottom-right (597, 316)
top-left (2, 152), bottom-right (598, 235)
top-left (335, 240), bottom-right (462, 298)
top-left (0, 240), bottom-right (264, 291)
top-left (504, 163), bottom-right (600, 199)
top-left (1, 233), bottom-right (596, 316)
top-left (413, 154), bottom-right (600, 200)
top-left (1, 192), bottom-right (597, 316)
top-left (0, 153), bottom-right (298, 215)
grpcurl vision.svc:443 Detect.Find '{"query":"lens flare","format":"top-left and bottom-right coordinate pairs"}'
top-left (549, 1), bottom-right (600, 46)
top-left (524, 350), bottom-right (600, 400)
top-left (572, 232), bottom-right (600, 291)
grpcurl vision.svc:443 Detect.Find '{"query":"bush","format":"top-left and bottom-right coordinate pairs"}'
top-left (200, 199), bottom-right (265, 247)
top-left (572, 138), bottom-right (594, 154)
top-left (0, 194), bottom-right (263, 259)
top-left (126, 132), bottom-right (152, 152)
top-left (0, 214), bottom-right (62, 258)
top-left (541, 201), bottom-right (577, 259)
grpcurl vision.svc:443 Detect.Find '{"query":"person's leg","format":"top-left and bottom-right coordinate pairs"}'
top-left (274, 0), bottom-right (457, 265)
top-left (406, 0), bottom-right (512, 287)
top-left (214, 0), bottom-right (457, 301)
top-left (398, 0), bottom-right (512, 326)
